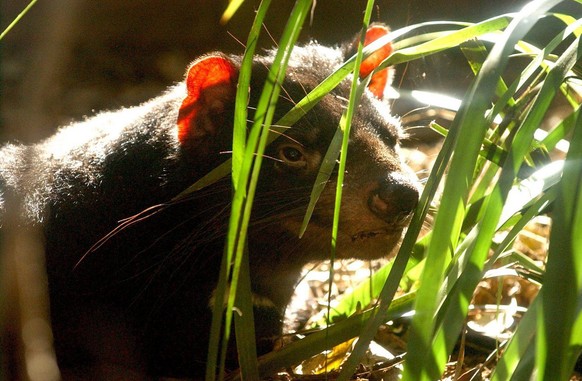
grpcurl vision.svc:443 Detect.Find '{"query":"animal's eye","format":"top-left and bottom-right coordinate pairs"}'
top-left (281, 146), bottom-right (303, 162)
top-left (277, 145), bottom-right (308, 170)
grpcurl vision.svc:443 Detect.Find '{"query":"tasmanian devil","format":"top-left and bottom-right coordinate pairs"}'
top-left (0, 24), bottom-right (419, 379)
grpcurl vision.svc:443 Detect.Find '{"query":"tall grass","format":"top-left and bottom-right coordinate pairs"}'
top-left (2, 0), bottom-right (580, 379)
top-left (214, 0), bottom-right (582, 380)
top-left (0, 0), bottom-right (38, 41)
top-left (205, 1), bottom-right (313, 379)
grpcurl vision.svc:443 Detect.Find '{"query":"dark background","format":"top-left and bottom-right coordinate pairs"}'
top-left (1, 0), bottom-right (529, 143)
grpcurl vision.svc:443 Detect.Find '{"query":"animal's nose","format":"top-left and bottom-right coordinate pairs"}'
top-left (368, 173), bottom-right (419, 224)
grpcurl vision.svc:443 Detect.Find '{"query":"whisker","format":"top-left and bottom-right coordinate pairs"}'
top-left (336, 95), bottom-right (349, 104)
top-left (401, 104), bottom-right (431, 119)
top-left (259, 153), bottom-right (282, 162)
top-left (402, 125), bottom-right (431, 132)
top-left (278, 92), bottom-right (295, 105)
top-left (270, 130), bottom-right (303, 146)
top-left (75, 203), bottom-right (169, 268)
top-left (227, 31), bottom-right (246, 50)
top-left (296, 77), bottom-right (310, 99)
top-left (117, 200), bottom-right (233, 307)
top-left (279, 84), bottom-right (299, 109)
top-left (262, 24), bottom-right (278, 48)
top-left (269, 123), bottom-right (292, 130)
top-left (77, 178), bottom-right (233, 268)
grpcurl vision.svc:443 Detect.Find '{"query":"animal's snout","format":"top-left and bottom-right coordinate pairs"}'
top-left (368, 173), bottom-right (419, 224)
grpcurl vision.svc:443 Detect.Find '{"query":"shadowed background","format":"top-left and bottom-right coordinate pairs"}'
top-left (1, 0), bottom-right (527, 143)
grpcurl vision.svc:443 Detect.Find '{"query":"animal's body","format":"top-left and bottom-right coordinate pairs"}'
top-left (0, 25), bottom-right (419, 379)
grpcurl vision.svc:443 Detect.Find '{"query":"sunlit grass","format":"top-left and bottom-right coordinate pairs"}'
top-left (3, 0), bottom-right (581, 379)
top-left (212, 0), bottom-right (582, 379)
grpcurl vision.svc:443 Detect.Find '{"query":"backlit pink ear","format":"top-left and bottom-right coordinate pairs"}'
top-left (177, 55), bottom-right (237, 148)
top-left (359, 25), bottom-right (393, 98)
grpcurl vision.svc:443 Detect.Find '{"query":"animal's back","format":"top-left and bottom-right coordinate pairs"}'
top-left (0, 85), bottom-right (222, 378)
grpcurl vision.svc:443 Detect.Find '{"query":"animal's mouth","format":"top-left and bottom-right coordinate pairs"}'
top-left (351, 229), bottom-right (393, 242)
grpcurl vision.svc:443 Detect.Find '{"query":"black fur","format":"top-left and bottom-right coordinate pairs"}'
top-left (1, 35), bottom-right (419, 378)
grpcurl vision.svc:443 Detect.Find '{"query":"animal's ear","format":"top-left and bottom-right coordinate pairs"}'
top-left (346, 24), bottom-right (393, 99)
top-left (177, 54), bottom-right (238, 149)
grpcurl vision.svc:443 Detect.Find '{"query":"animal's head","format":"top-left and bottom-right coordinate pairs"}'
top-left (175, 24), bottom-right (419, 261)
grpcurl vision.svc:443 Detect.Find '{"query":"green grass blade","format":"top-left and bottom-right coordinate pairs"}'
top-left (444, 160), bottom-right (560, 298)
top-left (326, 0), bottom-right (376, 377)
top-left (0, 0), bottom-right (38, 41)
top-left (513, 15), bottom-right (582, 94)
top-left (489, 181), bottom-right (557, 265)
top-left (233, 245), bottom-right (259, 380)
top-left (320, 237), bottom-right (428, 323)
top-left (226, 0), bottom-right (312, 377)
top-left (215, 1), bottom-right (313, 379)
top-left (490, 296), bottom-right (540, 381)
top-left (338, 80), bottom-right (464, 378)
top-left (401, 2), bottom-right (563, 379)
top-left (540, 105), bottom-right (581, 151)
top-left (231, 0), bottom-right (269, 187)
top-left (430, 10), bottom-right (580, 380)
top-left (298, 126), bottom-right (343, 238)
top-left (538, 74), bottom-right (582, 379)
top-left (325, 10), bottom-right (516, 381)
top-left (245, 293), bottom-right (416, 380)
top-left (381, 15), bottom-right (512, 68)
top-left (436, 184), bottom-right (555, 330)
top-left (220, 0), bottom-right (245, 24)
top-left (205, 0), bottom-right (270, 380)
top-left (332, 18), bottom-right (520, 380)
top-left (205, 1), bottom-right (272, 378)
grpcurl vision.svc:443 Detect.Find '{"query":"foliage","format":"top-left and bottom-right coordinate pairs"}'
top-left (215, 0), bottom-right (582, 380)
top-left (0, 0), bottom-right (38, 41)
top-left (5, 0), bottom-right (581, 379)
